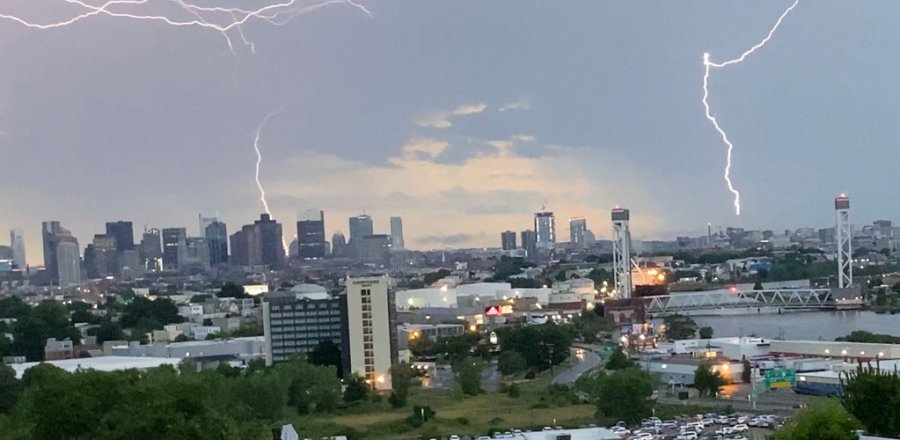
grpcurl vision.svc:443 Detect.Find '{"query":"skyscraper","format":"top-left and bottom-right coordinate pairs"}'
top-left (105, 221), bottom-right (134, 252)
top-left (56, 236), bottom-right (81, 286)
top-left (346, 276), bottom-right (393, 390)
top-left (42, 221), bottom-right (62, 281)
top-left (86, 234), bottom-right (117, 278)
top-left (389, 216), bottom-right (405, 250)
top-left (9, 229), bottom-right (26, 269)
top-left (255, 214), bottom-right (285, 268)
top-left (297, 209), bottom-right (326, 260)
top-left (140, 228), bottom-right (162, 270)
top-left (161, 228), bottom-right (186, 271)
top-left (230, 214), bottom-right (284, 268)
top-left (348, 215), bottom-right (374, 243)
top-left (501, 230), bottom-right (517, 250)
top-left (205, 221), bottom-right (228, 265)
top-left (331, 232), bottom-right (347, 257)
top-left (569, 217), bottom-right (587, 248)
top-left (521, 230), bottom-right (537, 260)
top-left (534, 211), bottom-right (556, 250)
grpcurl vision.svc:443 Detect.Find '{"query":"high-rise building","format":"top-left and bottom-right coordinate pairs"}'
top-left (297, 210), bottom-right (326, 260)
top-left (161, 228), bottom-right (186, 271)
top-left (569, 217), bottom-right (587, 248)
top-left (255, 214), bottom-right (284, 268)
top-left (86, 234), bottom-right (117, 278)
top-left (262, 291), bottom-right (348, 367)
top-left (105, 221), bottom-right (134, 252)
top-left (349, 215), bottom-right (374, 243)
top-left (230, 225), bottom-right (261, 267)
top-left (346, 276), bottom-right (393, 390)
top-left (55, 232), bottom-right (81, 286)
top-left (534, 211), bottom-right (556, 250)
top-left (205, 221), bottom-right (228, 265)
top-left (331, 232), bottom-right (347, 257)
top-left (521, 230), bottom-right (537, 260)
top-left (230, 214), bottom-right (284, 268)
top-left (501, 230), bottom-right (517, 250)
top-left (140, 228), bottom-right (162, 270)
top-left (198, 214), bottom-right (218, 237)
top-left (184, 237), bottom-right (211, 270)
top-left (9, 229), bottom-right (26, 269)
top-left (42, 221), bottom-right (62, 281)
top-left (357, 234), bottom-right (392, 265)
top-left (389, 216), bottom-right (405, 250)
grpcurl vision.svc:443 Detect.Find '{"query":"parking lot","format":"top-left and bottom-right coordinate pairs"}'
top-left (612, 412), bottom-right (781, 440)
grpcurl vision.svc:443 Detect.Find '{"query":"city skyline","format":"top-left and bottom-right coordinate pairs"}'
top-left (5, 1), bottom-right (900, 264)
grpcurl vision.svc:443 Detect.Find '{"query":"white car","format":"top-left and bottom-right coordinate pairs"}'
top-left (449, 436), bottom-right (460, 440)
top-left (633, 433), bottom-right (653, 440)
top-left (732, 424), bottom-right (749, 432)
top-left (676, 433), bottom-right (698, 440)
top-left (716, 427), bottom-right (735, 436)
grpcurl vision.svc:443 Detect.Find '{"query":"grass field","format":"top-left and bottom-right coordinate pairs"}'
top-left (287, 371), bottom-right (598, 440)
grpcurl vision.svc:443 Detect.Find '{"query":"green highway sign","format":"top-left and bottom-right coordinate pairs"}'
top-left (763, 368), bottom-right (796, 389)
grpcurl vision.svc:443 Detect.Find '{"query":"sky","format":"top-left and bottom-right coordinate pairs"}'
top-left (2, 0), bottom-right (900, 266)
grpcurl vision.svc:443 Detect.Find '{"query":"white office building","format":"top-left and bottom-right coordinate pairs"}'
top-left (346, 276), bottom-right (393, 390)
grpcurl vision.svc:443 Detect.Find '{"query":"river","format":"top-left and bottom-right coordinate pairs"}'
top-left (680, 311), bottom-right (900, 340)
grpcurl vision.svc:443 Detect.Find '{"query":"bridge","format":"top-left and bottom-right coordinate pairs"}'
top-left (640, 288), bottom-right (864, 316)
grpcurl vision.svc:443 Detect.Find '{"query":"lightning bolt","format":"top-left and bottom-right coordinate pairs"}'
top-left (252, 107), bottom-right (288, 252)
top-left (702, 0), bottom-right (799, 216)
top-left (0, 0), bottom-right (372, 54)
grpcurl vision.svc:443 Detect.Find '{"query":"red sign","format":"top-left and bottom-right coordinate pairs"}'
top-left (484, 306), bottom-right (503, 316)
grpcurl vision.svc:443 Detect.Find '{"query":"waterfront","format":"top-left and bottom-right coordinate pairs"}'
top-left (685, 311), bottom-right (900, 341)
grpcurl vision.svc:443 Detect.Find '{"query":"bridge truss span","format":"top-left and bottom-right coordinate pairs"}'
top-left (642, 288), bottom-right (839, 316)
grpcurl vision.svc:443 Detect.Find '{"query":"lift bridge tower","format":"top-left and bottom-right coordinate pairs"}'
top-left (835, 195), bottom-right (853, 288)
top-left (611, 207), bottom-right (633, 299)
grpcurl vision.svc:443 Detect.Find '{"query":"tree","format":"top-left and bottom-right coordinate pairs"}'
top-left (342, 374), bottom-right (369, 403)
top-left (693, 363), bottom-right (727, 397)
top-left (12, 300), bottom-right (82, 361)
top-left (218, 282), bottom-right (247, 299)
top-left (698, 326), bottom-right (714, 340)
top-left (456, 358), bottom-right (483, 396)
top-left (238, 372), bottom-right (286, 422)
top-left (595, 368), bottom-right (656, 423)
top-left (405, 406), bottom-right (436, 428)
top-left (771, 400), bottom-right (862, 440)
top-left (662, 314), bottom-right (697, 340)
top-left (842, 367), bottom-right (900, 437)
top-left (388, 362), bottom-right (414, 408)
top-left (408, 335), bottom-right (437, 358)
top-left (497, 351), bottom-right (527, 376)
top-left (93, 320), bottom-right (125, 345)
top-left (605, 346), bottom-right (635, 370)
top-left (309, 340), bottom-right (343, 378)
top-left (497, 324), bottom-right (574, 371)
top-left (423, 269), bottom-right (452, 285)
top-left (0, 364), bottom-right (21, 413)
top-left (753, 280), bottom-right (765, 290)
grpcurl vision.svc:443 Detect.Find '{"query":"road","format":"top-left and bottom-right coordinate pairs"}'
top-left (552, 345), bottom-right (603, 385)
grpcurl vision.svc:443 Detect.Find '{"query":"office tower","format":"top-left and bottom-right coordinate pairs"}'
top-left (521, 230), bottom-right (537, 259)
top-left (42, 221), bottom-right (62, 281)
top-left (501, 230), bottom-right (517, 250)
top-left (262, 291), bottom-right (348, 367)
top-left (534, 211), bottom-right (556, 250)
top-left (9, 229), bottom-right (26, 268)
top-left (104, 221), bottom-right (134, 252)
top-left (0, 246), bottom-right (11, 260)
top-left (297, 209), bottom-right (326, 260)
top-left (389, 216), bottom-right (405, 250)
top-left (346, 276), bottom-right (393, 390)
top-left (87, 235), bottom-right (117, 278)
top-left (205, 221), bottom-right (228, 265)
top-left (140, 228), bottom-right (162, 269)
top-left (185, 237), bottom-right (211, 269)
top-left (161, 228), bottom-right (186, 271)
top-left (348, 215), bottom-right (374, 243)
top-left (356, 234), bottom-right (391, 265)
top-left (230, 225), bottom-right (260, 267)
top-left (198, 214), bottom-right (218, 236)
top-left (331, 232), bottom-right (347, 257)
top-left (255, 214), bottom-right (284, 268)
top-left (569, 217), bottom-right (587, 248)
top-left (56, 232), bottom-right (81, 286)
